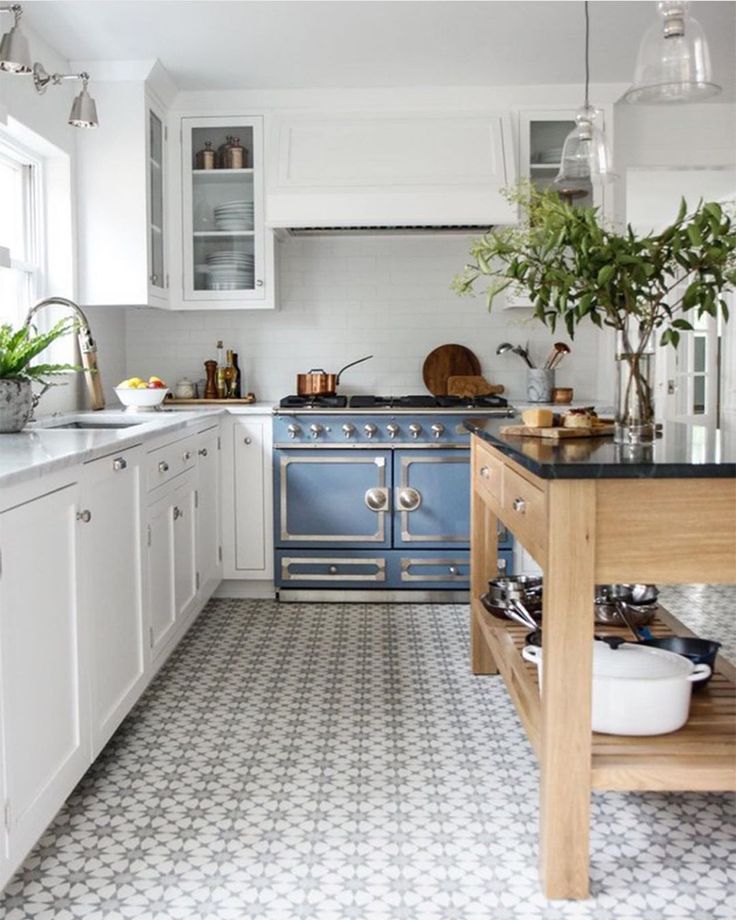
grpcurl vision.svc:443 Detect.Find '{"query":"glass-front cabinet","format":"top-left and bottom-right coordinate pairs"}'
top-left (147, 99), bottom-right (167, 305)
top-left (180, 116), bottom-right (272, 309)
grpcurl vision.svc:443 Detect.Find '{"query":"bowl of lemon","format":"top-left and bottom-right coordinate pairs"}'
top-left (115, 376), bottom-right (169, 411)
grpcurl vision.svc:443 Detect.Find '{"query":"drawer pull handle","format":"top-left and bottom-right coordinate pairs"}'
top-left (449, 565), bottom-right (459, 576)
top-left (512, 497), bottom-right (526, 514)
top-left (198, 448), bottom-right (208, 457)
top-left (173, 506), bottom-right (183, 520)
top-left (112, 457), bottom-right (127, 471)
top-left (328, 565), bottom-right (338, 575)
top-left (76, 509), bottom-right (92, 523)
top-left (244, 437), bottom-right (252, 445)
top-left (158, 460), bottom-right (169, 473)
top-left (397, 487), bottom-right (422, 511)
top-left (479, 466), bottom-right (491, 479)
top-left (183, 450), bottom-right (192, 461)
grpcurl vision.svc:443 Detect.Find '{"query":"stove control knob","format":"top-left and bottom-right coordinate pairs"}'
top-left (408, 423), bottom-right (422, 439)
top-left (364, 424), bottom-right (378, 439)
top-left (287, 423), bottom-right (301, 439)
top-left (309, 424), bottom-right (324, 439)
top-left (342, 423), bottom-right (356, 438)
top-left (386, 423), bottom-right (400, 439)
top-left (431, 423), bottom-right (445, 439)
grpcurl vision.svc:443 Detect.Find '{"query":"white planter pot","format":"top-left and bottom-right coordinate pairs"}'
top-left (522, 639), bottom-right (710, 736)
top-left (0, 379), bottom-right (33, 433)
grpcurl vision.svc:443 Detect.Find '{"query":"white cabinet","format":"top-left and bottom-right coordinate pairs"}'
top-left (174, 115), bottom-right (275, 310)
top-left (75, 75), bottom-right (169, 307)
top-left (221, 414), bottom-right (273, 580)
top-left (0, 484), bottom-right (89, 869)
top-left (78, 448), bottom-right (146, 756)
top-left (196, 426), bottom-right (222, 597)
top-left (267, 111), bottom-right (516, 227)
top-left (146, 466), bottom-right (198, 660)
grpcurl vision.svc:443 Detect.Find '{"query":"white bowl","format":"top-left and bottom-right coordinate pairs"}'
top-left (114, 386), bottom-right (169, 411)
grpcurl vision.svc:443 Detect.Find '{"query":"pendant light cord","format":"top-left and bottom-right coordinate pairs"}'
top-left (584, 0), bottom-right (590, 109)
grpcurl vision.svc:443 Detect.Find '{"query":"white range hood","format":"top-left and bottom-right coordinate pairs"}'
top-left (266, 110), bottom-right (517, 232)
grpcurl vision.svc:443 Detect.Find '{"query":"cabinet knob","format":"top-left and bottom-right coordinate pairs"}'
top-left (256, 279), bottom-right (264, 288)
top-left (244, 437), bottom-right (252, 445)
top-left (397, 487), bottom-right (422, 511)
top-left (328, 565), bottom-right (338, 575)
top-left (479, 466), bottom-right (490, 479)
top-left (448, 565), bottom-right (459, 576)
top-left (112, 457), bottom-right (127, 471)
top-left (183, 450), bottom-right (192, 461)
top-left (76, 509), bottom-right (92, 523)
top-left (158, 460), bottom-right (169, 473)
top-left (173, 506), bottom-right (183, 520)
top-left (198, 447), bottom-right (208, 457)
top-left (512, 497), bottom-right (526, 514)
top-left (150, 273), bottom-right (159, 284)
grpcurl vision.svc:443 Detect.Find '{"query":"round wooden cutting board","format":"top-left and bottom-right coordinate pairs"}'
top-left (422, 344), bottom-right (482, 396)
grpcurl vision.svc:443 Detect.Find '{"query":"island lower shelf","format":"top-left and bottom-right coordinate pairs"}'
top-left (471, 597), bottom-right (736, 792)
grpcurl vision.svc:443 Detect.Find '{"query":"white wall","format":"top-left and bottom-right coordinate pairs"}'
top-left (124, 234), bottom-right (602, 403)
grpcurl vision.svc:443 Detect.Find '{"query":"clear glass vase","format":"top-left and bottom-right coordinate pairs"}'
top-left (614, 326), bottom-right (655, 444)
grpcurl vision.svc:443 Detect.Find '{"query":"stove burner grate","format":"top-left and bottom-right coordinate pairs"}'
top-left (280, 394), bottom-right (348, 409)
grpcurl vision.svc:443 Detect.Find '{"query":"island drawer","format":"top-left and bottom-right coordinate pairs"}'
top-left (473, 439), bottom-right (504, 507)
top-left (502, 464), bottom-right (546, 565)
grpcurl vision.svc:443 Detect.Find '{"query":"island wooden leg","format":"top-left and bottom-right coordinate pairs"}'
top-left (539, 480), bottom-right (596, 900)
top-left (470, 489), bottom-right (498, 675)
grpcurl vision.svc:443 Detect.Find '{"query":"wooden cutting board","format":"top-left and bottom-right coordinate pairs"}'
top-left (422, 344), bottom-right (481, 396)
top-left (500, 423), bottom-right (615, 441)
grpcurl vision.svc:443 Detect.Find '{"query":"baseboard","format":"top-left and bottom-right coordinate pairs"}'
top-left (214, 579), bottom-right (276, 599)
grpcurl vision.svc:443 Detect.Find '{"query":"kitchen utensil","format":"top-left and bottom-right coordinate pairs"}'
top-left (636, 636), bottom-right (720, 688)
top-left (548, 343), bottom-right (571, 370)
top-left (114, 386), bottom-right (170, 412)
top-left (496, 342), bottom-right (534, 369)
top-left (487, 574), bottom-right (543, 604)
top-left (551, 387), bottom-right (574, 404)
top-left (296, 355), bottom-right (373, 397)
top-left (522, 637), bottom-right (710, 735)
top-left (204, 360), bottom-right (218, 399)
top-left (594, 599), bottom-right (658, 630)
top-left (422, 345), bottom-right (481, 396)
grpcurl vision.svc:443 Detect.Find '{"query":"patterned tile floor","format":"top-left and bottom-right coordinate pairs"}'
top-left (1, 589), bottom-right (734, 920)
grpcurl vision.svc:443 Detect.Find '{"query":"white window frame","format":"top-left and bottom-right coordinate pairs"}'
top-left (0, 133), bottom-right (45, 326)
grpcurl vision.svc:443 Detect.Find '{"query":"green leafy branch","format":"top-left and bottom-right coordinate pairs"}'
top-left (0, 318), bottom-right (81, 385)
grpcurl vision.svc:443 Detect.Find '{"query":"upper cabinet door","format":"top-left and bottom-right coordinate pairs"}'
top-left (147, 98), bottom-right (168, 305)
top-left (180, 116), bottom-right (274, 309)
top-left (267, 111), bottom-right (516, 227)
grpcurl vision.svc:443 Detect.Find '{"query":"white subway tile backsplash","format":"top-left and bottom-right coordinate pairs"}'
top-left (122, 235), bottom-right (612, 404)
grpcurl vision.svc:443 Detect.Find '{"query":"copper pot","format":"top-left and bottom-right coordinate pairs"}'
top-left (296, 355), bottom-right (373, 397)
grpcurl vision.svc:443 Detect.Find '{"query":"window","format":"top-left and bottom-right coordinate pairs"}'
top-left (0, 137), bottom-right (43, 327)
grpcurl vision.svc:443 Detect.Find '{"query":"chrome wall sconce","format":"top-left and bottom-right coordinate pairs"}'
top-left (0, 3), bottom-right (98, 127)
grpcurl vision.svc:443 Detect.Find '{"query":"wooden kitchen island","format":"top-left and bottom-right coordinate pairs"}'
top-left (466, 418), bottom-right (736, 901)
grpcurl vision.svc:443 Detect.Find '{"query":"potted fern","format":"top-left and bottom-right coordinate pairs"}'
top-left (453, 185), bottom-right (736, 443)
top-left (0, 318), bottom-right (80, 432)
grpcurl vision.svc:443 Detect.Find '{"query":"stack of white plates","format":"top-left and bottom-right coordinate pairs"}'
top-left (205, 250), bottom-right (254, 291)
top-left (214, 200), bottom-right (254, 231)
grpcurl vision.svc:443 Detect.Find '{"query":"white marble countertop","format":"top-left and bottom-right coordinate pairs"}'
top-left (0, 408), bottom-right (229, 491)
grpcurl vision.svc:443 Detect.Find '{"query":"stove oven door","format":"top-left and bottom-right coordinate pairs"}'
top-left (275, 449), bottom-right (392, 547)
top-left (393, 449), bottom-right (470, 548)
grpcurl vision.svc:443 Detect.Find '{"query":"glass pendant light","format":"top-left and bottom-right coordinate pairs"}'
top-left (623, 1), bottom-right (721, 104)
top-left (554, 2), bottom-right (614, 199)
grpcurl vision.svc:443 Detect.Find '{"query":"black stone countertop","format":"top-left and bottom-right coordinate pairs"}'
top-left (465, 416), bottom-right (736, 480)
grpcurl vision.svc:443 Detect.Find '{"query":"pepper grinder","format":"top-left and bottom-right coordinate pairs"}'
top-left (204, 360), bottom-right (218, 399)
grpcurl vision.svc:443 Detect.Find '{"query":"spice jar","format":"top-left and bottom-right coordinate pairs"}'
top-left (194, 141), bottom-right (216, 170)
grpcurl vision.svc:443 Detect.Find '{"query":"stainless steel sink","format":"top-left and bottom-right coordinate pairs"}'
top-left (43, 421), bottom-right (144, 430)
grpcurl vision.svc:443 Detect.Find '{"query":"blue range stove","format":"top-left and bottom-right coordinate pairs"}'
top-left (273, 394), bottom-right (515, 601)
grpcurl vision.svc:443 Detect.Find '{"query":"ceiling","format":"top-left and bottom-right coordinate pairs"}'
top-left (21, 1), bottom-right (736, 94)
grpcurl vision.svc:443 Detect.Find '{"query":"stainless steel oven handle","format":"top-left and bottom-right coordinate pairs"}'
top-left (364, 487), bottom-right (389, 511)
top-left (397, 487), bottom-right (422, 511)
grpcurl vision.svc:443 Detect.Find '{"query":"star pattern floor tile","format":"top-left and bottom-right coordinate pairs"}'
top-left (0, 591), bottom-right (734, 919)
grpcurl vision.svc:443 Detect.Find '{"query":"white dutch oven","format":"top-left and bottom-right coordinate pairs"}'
top-left (522, 638), bottom-right (710, 736)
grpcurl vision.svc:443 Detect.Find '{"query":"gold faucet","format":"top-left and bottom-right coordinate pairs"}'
top-left (24, 296), bottom-right (105, 410)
